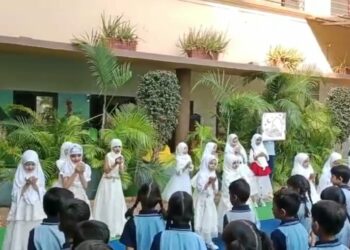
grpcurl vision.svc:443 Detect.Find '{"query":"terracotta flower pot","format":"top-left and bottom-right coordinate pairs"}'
top-left (186, 49), bottom-right (219, 60)
top-left (108, 38), bottom-right (137, 51)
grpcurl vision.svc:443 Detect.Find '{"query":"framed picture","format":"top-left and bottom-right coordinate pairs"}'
top-left (262, 112), bottom-right (286, 141)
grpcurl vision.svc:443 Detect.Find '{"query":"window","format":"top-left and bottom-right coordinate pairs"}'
top-left (331, 0), bottom-right (350, 16)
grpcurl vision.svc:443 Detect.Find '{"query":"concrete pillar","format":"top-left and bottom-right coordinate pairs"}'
top-left (175, 69), bottom-right (191, 146)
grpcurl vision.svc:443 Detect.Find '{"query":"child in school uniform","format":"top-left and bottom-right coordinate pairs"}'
top-left (223, 178), bottom-right (260, 229)
top-left (151, 191), bottom-right (206, 250)
top-left (287, 175), bottom-right (313, 233)
top-left (60, 143), bottom-right (92, 209)
top-left (321, 186), bottom-right (350, 247)
top-left (317, 152), bottom-right (342, 194)
top-left (292, 153), bottom-right (320, 203)
top-left (271, 188), bottom-right (309, 250)
top-left (72, 220), bottom-right (110, 249)
top-left (217, 152), bottom-right (247, 232)
top-left (194, 154), bottom-right (219, 250)
top-left (331, 165), bottom-right (350, 216)
top-left (310, 200), bottom-right (348, 250)
top-left (2, 150), bottom-right (46, 250)
top-left (223, 220), bottom-right (273, 250)
top-left (249, 134), bottom-right (272, 207)
top-left (27, 187), bottom-right (74, 250)
top-left (94, 138), bottom-right (127, 237)
top-left (162, 142), bottom-right (194, 201)
top-left (55, 141), bottom-right (73, 187)
top-left (120, 182), bottom-right (166, 250)
top-left (58, 198), bottom-right (91, 250)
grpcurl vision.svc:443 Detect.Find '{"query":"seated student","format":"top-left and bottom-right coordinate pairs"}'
top-left (28, 187), bottom-right (74, 250)
top-left (320, 186), bottom-right (350, 247)
top-left (331, 165), bottom-right (350, 215)
top-left (222, 220), bottom-right (273, 250)
top-left (58, 198), bottom-right (91, 250)
top-left (310, 200), bottom-right (348, 249)
top-left (75, 240), bottom-right (112, 250)
top-left (151, 191), bottom-right (206, 250)
top-left (223, 178), bottom-right (260, 229)
top-left (72, 220), bottom-right (110, 249)
top-left (271, 188), bottom-right (309, 250)
top-left (120, 182), bottom-right (166, 250)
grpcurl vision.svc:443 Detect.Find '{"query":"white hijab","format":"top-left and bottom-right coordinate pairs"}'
top-left (197, 154), bottom-right (217, 181)
top-left (317, 152), bottom-right (342, 194)
top-left (107, 139), bottom-right (123, 165)
top-left (60, 143), bottom-right (84, 176)
top-left (13, 150), bottom-right (45, 205)
top-left (250, 133), bottom-right (269, 168)
top-left (292, 153), bottom-right (314, 178)
top-left (225, 134), bottom-right (248, 164)
top-left (56, 141), bottom-right (73, 171)
top-left (175, 142), bottom-right (192, 172)
top-left (223, 153), bottom-right (244, 181)
top-left (202, 142), bottom-right (217, 158)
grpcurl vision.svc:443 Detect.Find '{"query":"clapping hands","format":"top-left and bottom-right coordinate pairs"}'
top-left (26, 176), bottom-right (38, 185)
top-left (75, 162), bottom-right (86, 174)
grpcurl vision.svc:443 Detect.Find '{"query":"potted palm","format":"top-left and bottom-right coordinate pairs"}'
top-left (178, 28), bottom-right (229, 60)
top-left (267, 45), bottom-right (304, 71)
top-left (101, 14), bottom-right (138, 51)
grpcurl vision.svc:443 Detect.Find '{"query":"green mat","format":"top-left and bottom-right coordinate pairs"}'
top-left (256, 202), bottom-right (274, 221)
top-left (0, 227), bottom-right (5, 250)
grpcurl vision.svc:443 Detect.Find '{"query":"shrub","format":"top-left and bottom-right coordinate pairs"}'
top-left (326, 87), bottom-right (350, 142)
top-left (267, 45), bottom-right (304, 71)
top-left (137, 70), bottom-right (182, 145)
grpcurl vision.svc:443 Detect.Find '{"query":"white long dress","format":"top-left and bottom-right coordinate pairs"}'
top-left (317, 152), bottom-right (342, 194)
top-left (194, 154), bottom-right (218, 243)
top-left (2, 150), bottom-right (46, 250)
top-left (162, 142), bottom-right (193, 201)
top-left (93, 149), bottom-right (127, 236)
top-left (292, 153), bottom-right (320, 203)
top-left (54, 141), bottom-right (73, 187)
top-left (217, 153), bottom-right (246, 233)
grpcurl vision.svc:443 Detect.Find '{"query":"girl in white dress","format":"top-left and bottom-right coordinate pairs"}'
top-left (217, 151), bottom-right (246, 233)
top-left (249, 134), bottom-right (273, 207)
top-left (93, 138), bottom-right (127, 237)
top-left (2, 150), bottom-right (46, 250)
top-left (224, 134), bottom-right (259, 206)
top-left (162, 142), bottom-right (193, 201)
top-left (317, 152), bottom-right (342, 194)
top-left (194, 154), bottom-right (219, 250)
top-left (60, 143), bottom-right (92, 208)
top-left (291, 153), bottom-right (320, 203)
top-left (55, 141), bottom-right (73, 187)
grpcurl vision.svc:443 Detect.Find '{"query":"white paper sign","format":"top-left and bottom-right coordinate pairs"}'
top-left (262, 112), bottom-right (286, 141)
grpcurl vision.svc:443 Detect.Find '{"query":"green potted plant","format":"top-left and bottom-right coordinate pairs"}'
top-left (101, 14), bottom-right (138, 51)
top-left (267, 45), bottom-right (304, 71)
top-left (178, 28), bottom-right (229, 60)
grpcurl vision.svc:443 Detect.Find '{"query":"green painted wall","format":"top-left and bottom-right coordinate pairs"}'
top-left (58, 93), bottom-right (89, 119)
top-left (0, 90), bottom-right (13, 108)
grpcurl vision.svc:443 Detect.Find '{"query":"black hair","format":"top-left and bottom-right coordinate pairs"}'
top-left (166, 191), bottom-right (194, 232)
top-left (43, 187), bottom-right (74, 217)
top-left (273, 188), bottom-right (300, 217)
top-left (229, 178), bottom-right (250, 204)
top-left (321, 186), bottom-right (350, 221)
top-left (331, 165), bottom-right (350, 184)
top-left (59, 198), bottom-right (91, 238)
top-left (287, 175), bottom-right (312, 218)
top-left (312, 200), bottom-right (346, 236)
top-left (75, 240), bottom-right (112, 250)
top-left (125, 182), bottom-right (165, 218)
top-left (222, 220), bottom-right (273, 250)
top-left (72, 220), bottom-right (110, 249)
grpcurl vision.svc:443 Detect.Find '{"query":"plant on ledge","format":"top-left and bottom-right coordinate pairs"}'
top-left (267, 45), bottom-right (304, 71)
top-left (101, 14), bottom-right (138, 51)
top-left (178, 28), bottom-right (229, 60)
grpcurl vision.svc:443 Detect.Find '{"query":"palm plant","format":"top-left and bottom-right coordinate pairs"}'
top-left (77, 43), bottom-right (132, 129)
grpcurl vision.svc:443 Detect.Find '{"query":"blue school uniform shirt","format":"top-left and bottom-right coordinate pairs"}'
top-left (340, 185), bottom-right (350, 216)
top-left (298, 200), bottom-right (312, 233)
top-left (310, 239), bottom-right (349, 250)
top-left (271, 218), bottom-right (309, 250)
top-left (223, 204), bottom-right (260, 229)
top-left (27, 217), bottom-right (65, 250)
top-left (337, 217), bottom-right (350, 247)
top-left (150, 225), bottom-right (207, 250)
top-left (120, 209), bottom-right (165, 250)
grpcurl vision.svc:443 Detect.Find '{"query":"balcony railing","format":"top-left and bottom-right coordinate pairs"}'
top-left (331, 0), bottom-right (350, 16)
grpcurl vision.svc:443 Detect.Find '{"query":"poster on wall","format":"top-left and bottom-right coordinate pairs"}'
top-left (261, 112), bottom-right (286, 141)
